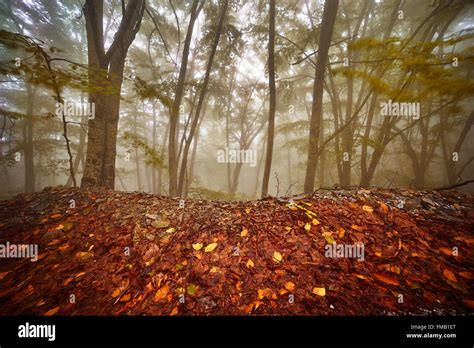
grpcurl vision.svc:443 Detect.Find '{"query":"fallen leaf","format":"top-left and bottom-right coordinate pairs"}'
top-left (374, 273), bottom-right (399, 286)
top-left (284, 281), bottom-right (296, 292)
top-left (463, 299), bottom-right (474, 309)
top-left (312, 287), bottom-right (326, 297)
top-left (322, 232), bottom-right (335, 244)
top-left (112, 288), bottom-right (121, 298)
top-left (338, 227), bottom-right (345, 238)
top-left (246, 259), bottom-right (254, 268)
top-left (204, 243), bottom-right (218, 252)
top-left (459, 271), bottom-right (474, 280)
top-left (379, 202), bottom-right (388, 213)
top-left (312, 219), bottom-right (320, 225)
top-left (439, 247), bottom-right (454, 256)
top-left (241, 228), bottom-right (248, 237)
top-left (354, 274), bottom-right (368, 280)
top-left (0, 271), bottom-right (10, 280)
top-left (351, 224), bottom-right (363, 231)
top-left (192, 243), bottom-right (203, 250)
top-left (362, 205), bottom-right (373, 213)
top-left (443, 269), bottom-right (457, 283)
top-left (165, 227), bottom-right (176, 234)
top-left (187, 283), bottom-right (196, 296)
top-left (120, 293), bottom-right (131, 302)
top-left (170, 306), bottom-right (179, 316)
top-left (50, 213), bottom-right (62, 219)
top-left (154, 285), bottom-right (170, 302)
top-left (304, 223), bottom-right (311, 231)
top-left (44, 306), bottom-right (60, 316)
top-left (272, 251), bottom-right (282, 263)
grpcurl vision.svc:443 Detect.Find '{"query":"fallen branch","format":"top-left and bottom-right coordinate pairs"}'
top-left (434, 180), bottom-right (474, 191)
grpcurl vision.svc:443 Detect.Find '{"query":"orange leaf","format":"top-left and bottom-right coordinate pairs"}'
top-left (44, 306), bottom-right (60, 316)
top-left (170, 306), bottom-right (179, 316)
top-left (459, 271), bottom-right (474, 280)
top-left (351, 224), bottom-right (363, 231)
top-left (284, 281), bottom-right (296, 292)
top-left (0, 271), bottom-right (10, 280)
top-left (120, 293), bottom-right (131, 302)
top-left (463, 299), bottom-right (474, 309)
top-left (112, 288), bottom-right (121, 298)
top-left (338, 227), bottom-right (345, 238)
top-left (379, 202), bottom-right (388, 213)
top-left (439, 247), bottom-right (454, 256)
top-left (443, 269), bottom-right (457, 283)
top-left (374, 273), bottom-right (399, 286)
top-left (154, 285), bottom-right (170, 302)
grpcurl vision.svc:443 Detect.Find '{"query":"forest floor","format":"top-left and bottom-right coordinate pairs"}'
top-left (0, 186), bottom-right (473, 316)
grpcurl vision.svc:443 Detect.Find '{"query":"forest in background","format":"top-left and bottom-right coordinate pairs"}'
top-left (0, 0), bottom-right (473, 200)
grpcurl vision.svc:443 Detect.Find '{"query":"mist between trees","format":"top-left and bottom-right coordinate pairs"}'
top-left (0, 0), bottom-right (473, 200)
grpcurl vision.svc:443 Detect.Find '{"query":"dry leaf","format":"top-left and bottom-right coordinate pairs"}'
top-left (241, 229), bottom-right (248, 237)
top-left (154, 285), bottom-right (170, 302)
top-left (374, 273), bottom-right (399, 286)
top-left (312, 218), bottom-right (320, 225)
top-left (272, 251), bottom-right (282, 263)
top-left (44, 306), bottom-right (60, 316)
top-left (120, 293), bottom-right (131, 302)
top-left (362, 205), bottom-right (374, 213)
top-left (204, 243), bottom-right (218, 252)
top-left (192, 243), bottom-right (203, 251)
top-left (312, 287), bottom-right (326, 297)
top-left (304, 223), bottom-right (311, 231)
top-left (443, 269), bottom-right (457, 283)
top-left (379, 202), bottom-right (388, 213)
top-left (284, 281), bottom-right (296, 292)
top-left (351, 224), bottom-right (363, 231)
top-left (246, 259), bottom-right (255, 268)
top-left (112, 288), bottom-right (121, 298)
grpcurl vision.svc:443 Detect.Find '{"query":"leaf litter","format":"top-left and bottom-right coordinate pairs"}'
top-left (0, 186), bottom-right (472, 315)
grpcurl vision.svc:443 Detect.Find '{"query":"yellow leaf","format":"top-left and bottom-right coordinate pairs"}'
top-left (272, 251), bottom-right (282, 263)
top-left (192, 243), bottom-right (203, 251)
top-left (257, 289), bottom-right (264, 300)
top-left (322, 232), bottom-right (335, 244)
top-left (165, 227), bottom-right (176, 234)
top-left (246, 259), bottom-right (255, 268)
top-left (312, 218), bottom-right (320, 225)
top-left (112, 288), bottom-right (121, 298)
top-left (351, 224), bottom-right (363, 231)
top-left (245, 208), bottom-right (251, 214)
top-left (241, 229), bottom-right (248, 237)
top-left (204, 243), bottom-right (218, 252)
top-left (44, 306), bottom-right (60, 316)
top-left (304, 223), bottom-right (311, 231)
top-left (363, 205), bottom-right (373, 213)
top-left (154, 285), bottom-right (170, 302)
top-left (312, 287), bottom-right (326, 297)
top-left (284, 281), bottom-right (296, 292)
top-left (355, 274), bottom-right (368, 280)
top-left (50, 213), bottom-right (62, 219)
top-left (55, 224), bottom-right (64, 231)
top-left (374, 251), bottom-right (382, 257)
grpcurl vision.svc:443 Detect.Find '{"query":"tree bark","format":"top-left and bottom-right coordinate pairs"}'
top-left (261, 0), bottom-right (276, 198)
top-left (81, 0), bottom-right (145, 189)
top-left (303, 0), bottom-right (338, 193)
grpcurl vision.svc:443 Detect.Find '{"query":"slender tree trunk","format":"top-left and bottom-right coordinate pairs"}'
top-left (304, 0), bottom-right (338, 193)
top-left (169, 0), bottom-right (203, 196)
top-left (177, 0), bottom-right (228, 196)
top-left (261, 0), bottom-right (276, 198)
top-left (23, 83), bottom-right (36, 193)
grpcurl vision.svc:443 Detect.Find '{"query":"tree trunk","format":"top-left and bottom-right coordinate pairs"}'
top-left (177, 0), bottom-right (228, 196)
top-left (261, 0), bottom-right (276, 198)
top-left (168, 0), bottom-right (203, 196)
top-left (23, 83), bottom-right (36, 193)
top-left (303, 0), bottom-right (338, 193)
top-left (81, 0), bottom-right (145, 189)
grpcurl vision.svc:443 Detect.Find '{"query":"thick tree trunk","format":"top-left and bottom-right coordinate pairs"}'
top-left (303, 0), bottom-right (338, 193)
top-left (81, 0), bottom-right (145, 189)
top-left (261, 0), bottom-right (276, 198)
